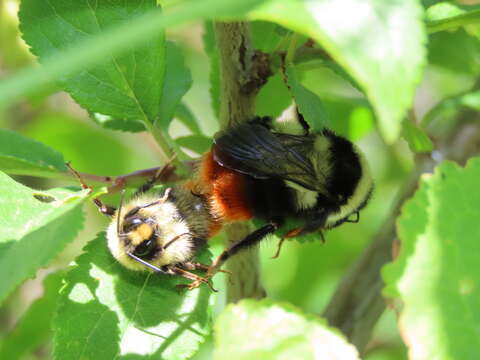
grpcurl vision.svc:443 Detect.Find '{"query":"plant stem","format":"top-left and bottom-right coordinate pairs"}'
top-left (60, 164), bottom-right (188, 195)
top-left (427, 10), bottom-right (480, 34)
top-left (144, 122), bottom-right (172, 163)
top-left (214, 21), bottom-right (267, 302)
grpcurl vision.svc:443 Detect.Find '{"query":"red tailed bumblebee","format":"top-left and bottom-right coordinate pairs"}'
top-left (74, 116), bottom-right (373, 290)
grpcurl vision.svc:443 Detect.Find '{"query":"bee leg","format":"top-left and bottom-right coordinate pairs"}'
top-left (295, 108), bottom-right (311, 135)
top-left (344, 211), bottom-right (360, 223)
top-left (172, 266), bottom-right (218, 292)
top-left (134, 154), bottom-right (177, 196)
top-left (65, 162), bottom-right (116, 216)
top-left (181, 262), bottom-right (232, 276)
top-left (205, 223), bottom-right (278, 279)
top-left (271, 237), bottom-right (285, 259)
top-left (319, 230), bottom-right (326, 244)
top-left (271, 227), bottom-right (303, 259)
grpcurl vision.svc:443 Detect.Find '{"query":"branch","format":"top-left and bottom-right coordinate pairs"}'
top-left (322, 117), bottom-right (480, 353)
top-left (62, 163), bottom-right (188, 195)
top-left (214, 21), bottom-right (270, 302)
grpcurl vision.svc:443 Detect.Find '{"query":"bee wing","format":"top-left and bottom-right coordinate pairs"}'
top-left (213, 123), bottom-right (325, 192)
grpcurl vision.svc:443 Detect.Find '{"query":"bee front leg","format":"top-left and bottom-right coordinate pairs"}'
top-left (171, 266), bottom-right (217, 292)
top-left (181, 262), bottom-right (232, 276)
top-left (180, 262), bottom-right (209, 272)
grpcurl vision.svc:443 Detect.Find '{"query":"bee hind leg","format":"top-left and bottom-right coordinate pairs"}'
top-left (205, 223), bottom-right (278, 280)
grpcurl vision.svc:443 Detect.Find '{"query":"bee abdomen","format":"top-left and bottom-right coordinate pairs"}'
top-left (199, 151), bottom-right (254, 222)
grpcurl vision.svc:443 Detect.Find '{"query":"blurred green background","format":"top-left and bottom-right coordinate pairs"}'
top-left (1, 0), bottom-right (479, 359)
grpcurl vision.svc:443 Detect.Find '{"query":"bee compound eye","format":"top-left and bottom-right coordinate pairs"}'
top-left (123, 217), bottom-right (143, 233)
top-left (133, 238), bottom-right (158, 259)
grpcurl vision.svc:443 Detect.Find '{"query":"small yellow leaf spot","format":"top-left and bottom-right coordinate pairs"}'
top-left (459, 278), bottom-right (474, 296)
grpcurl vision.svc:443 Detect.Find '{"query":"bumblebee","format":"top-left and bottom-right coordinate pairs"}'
top-left (77, 116), bottom-right (373, 289)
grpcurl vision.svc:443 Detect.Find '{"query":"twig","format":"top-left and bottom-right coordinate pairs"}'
top-left (322, 116), bottom-right (480, 353)
top-left (62, 163), bottom-right (189, 195)
top-left (214, 21), bottom-right (271, 302)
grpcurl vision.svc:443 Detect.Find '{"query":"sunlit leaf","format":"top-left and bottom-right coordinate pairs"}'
top-left (1, 0), bottom-right (266, 108)
top-left (0, 173), bottom-right (86, 304)
top-left (54, 233), bottom-right (213, 360)
top-left (426, 2), bottom-right (480, 34)
top-left (249, 0), bottom-right (426, 142)
top-left (214, 299), bottom-right (360, 360)
top-left (20, 0), bottom-right (166, 124)
top-left (383, 158), bottom-right (480, 359)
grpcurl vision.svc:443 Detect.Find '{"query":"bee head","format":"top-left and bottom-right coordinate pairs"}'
top-left (106, 189), bottom-right (196, 272)
top-left (120, 209), bottom-right (160, 261)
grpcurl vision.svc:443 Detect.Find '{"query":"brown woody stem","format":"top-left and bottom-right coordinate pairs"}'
top-left (214, 21), bottom-right (270, 302)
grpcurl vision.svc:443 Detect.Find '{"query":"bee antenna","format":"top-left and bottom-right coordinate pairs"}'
top-left (163, 233), bottom-right (193, 250)
top-left (117, 190), bottom-right (126, 237)
top-left (139, 187), bottom-right (172, 210)
top-left (127, 252), bottom-right (168, 274)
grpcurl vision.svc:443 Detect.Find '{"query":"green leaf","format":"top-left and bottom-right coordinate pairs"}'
top-left (286, 66), bottom-right (329, 130)
top-left (214, 299), bottom-right (359, 360)
top-left (322, 98), bottom-right (375, 140)
top-left (422, 90), bottom-right (480, 129)
top-left (382, 158), bottom-right (480, 359)
top-left (1, 0), bottom-right (264, 109)
top-left (250, 21), bottom-right (284, 53)
top-left (22, 112), bottom-right (143, 175)
top-left (256, 73), bottom-right (291, 118)
top-left (90, 113), bottom-right (146, 133)
top-left (426, 2), bottom-right (480, 34)
top-left (428, 29), bottom-right (480, 75)
top-left (0, 173), bottom-right (86, 304)
top-left (250, 0), bottom-right (426, 143)
top-left (401, 120), bottom-right (433, 153)
top-left (176, 135), bottom-right (211, 155)
top-left (175, 102), bottom-right (203, 135)
top-left (156, 41), bottom-right (193, 131)
top-left (19, 0), bottom-right (166, 123)
top-left (0, 271), bottom-right (64, 360)
top-left (0, 129), bottom-right (66, 176)
top-left (203, 21), bottom-right (221, 121)
top-left (315, 60), bottom-right (363, 92)
top-left (54, 233), bottom-right (213, 360)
